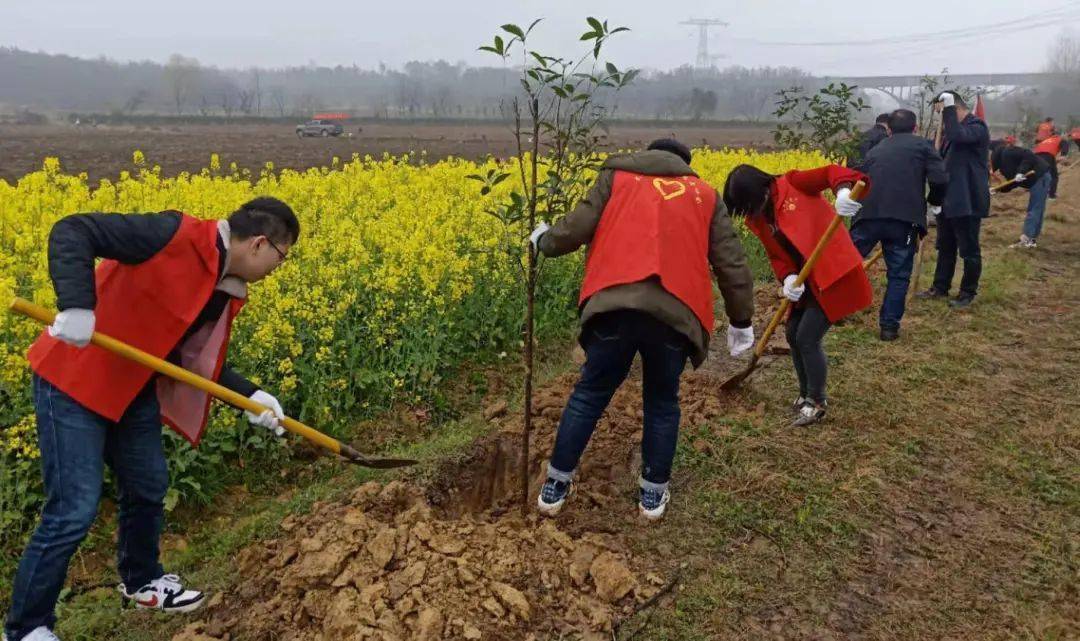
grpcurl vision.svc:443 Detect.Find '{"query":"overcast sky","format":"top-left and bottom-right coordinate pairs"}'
top-left (2, 0), bottom-right (1078, 76)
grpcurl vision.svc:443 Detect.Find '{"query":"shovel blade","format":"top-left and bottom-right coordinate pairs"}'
top-left (720, 355), bottom-right (760, 390)
top-left (347, 455), bottom-right (420, 469)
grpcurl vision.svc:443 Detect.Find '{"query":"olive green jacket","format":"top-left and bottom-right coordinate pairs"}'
top-left (539, 150), bottom-right (754, 367)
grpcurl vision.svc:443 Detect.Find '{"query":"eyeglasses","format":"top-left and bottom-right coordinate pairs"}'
top-left (265, 238), bottom-right (288, 262)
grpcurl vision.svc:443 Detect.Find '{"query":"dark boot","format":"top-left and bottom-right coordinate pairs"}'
top-left (880, 326), bottom-right (899, 341)
top-left (915, 288), bottom-right (947, 300)
top-left (949, 293), bottom-right (975, 309)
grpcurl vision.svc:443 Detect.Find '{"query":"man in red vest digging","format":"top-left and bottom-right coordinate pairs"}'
top-left (529, 139), bottom-right (756, 521)
top-left (4, 198), bottom-right (299, 641)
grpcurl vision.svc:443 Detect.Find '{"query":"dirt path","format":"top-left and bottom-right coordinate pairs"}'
top-left (49, 175), bottom-right (1078, 640)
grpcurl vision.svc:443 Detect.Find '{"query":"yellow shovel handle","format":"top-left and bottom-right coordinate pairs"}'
top-left (8, 297), bottom-right (343, 455)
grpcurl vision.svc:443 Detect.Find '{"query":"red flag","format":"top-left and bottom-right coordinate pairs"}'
top-left (974, 94), bottom-right (986, 121)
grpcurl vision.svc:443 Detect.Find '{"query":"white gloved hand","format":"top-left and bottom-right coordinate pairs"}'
top-left (528, 222), bottom-right (550, 251)
top-left (834, 187), bottom-right (862, 217)
top-left (47, 308), bottom-right (95, 348)
top-left (1013, 173), bottom-right (1027, 183)
top-left (245, 390), bottom-right (285, 437)
top-left (782, 274), bottom-right (805, 302)
top-left (928, 204), bottom-right (942, 217)
top-left (727, 324), bottom-right (754, 357)
top-left (937, 92), bottom-right (955, 108)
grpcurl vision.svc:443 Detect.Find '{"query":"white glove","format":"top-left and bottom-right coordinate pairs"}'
top-left (834, 187), bottom-right (862, 217)
top-left (48, 308), bottom-right (95, 348)
top-left (727, 324), bottom-right (754, 357)
top-left (245, 390), bottom-right (285, 437)
top-left (782, 274), bottom-right (805, 302)
top-left (937, 92), bottom-right (955, 108)
top-left (1013, 173), bottom-right (1027, 183)
top-left (928, 204), bottom-right (942, 217)
top-left (529, 222), bottom-right (550, 251)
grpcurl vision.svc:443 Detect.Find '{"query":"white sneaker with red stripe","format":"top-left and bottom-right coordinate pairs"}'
top-left (119, 574), bottom-right (206, 613)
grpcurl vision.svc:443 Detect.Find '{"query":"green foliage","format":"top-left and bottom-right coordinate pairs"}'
top-left (772, 82), bottom-right (869, 162)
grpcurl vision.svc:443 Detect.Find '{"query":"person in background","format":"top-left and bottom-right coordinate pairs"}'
top-left (991, 142), bottom-right (1051, 249)
top-left (852, 108), bottom-right (948, 341)
top-left (850, 113), bottom-right (891, 165)
top-left (915, 91), bottom-right (990, 309)
top-left (1036, 117), bottom-right (1055, 142)
top-left (1032, 128), bottom-right (1069, 200)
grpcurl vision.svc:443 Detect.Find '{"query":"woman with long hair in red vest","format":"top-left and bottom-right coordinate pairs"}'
top-left (722, 164), bottom-right (873, 426)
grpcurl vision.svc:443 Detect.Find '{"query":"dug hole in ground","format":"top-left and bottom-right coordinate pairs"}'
top-left (171, 174), bottom-right (1076, 641)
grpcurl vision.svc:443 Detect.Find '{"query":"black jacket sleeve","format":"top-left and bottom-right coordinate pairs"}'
top-left (48, 211), bottom-right (183, 310)
top-left (219, 365), bottom-right (259, 397)
top-left (924, 141), bottom-right (949, 206)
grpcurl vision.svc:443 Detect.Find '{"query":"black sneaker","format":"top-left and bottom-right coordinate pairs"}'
top-left (119, 574), bottom-right (206, 613)
top-left (536, 477), bottom-right (573, 516)
top-left (914, 288), bottom-right (947, 300)
top-left (880, 327), bottom-right (899, 341)
top-left (949, 294), bottom-right (975, 309)
top-left (792, 400), bottom-right (827, 427)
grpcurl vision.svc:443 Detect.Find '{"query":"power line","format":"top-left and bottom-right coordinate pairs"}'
top-left (730, 2), bottom-right (1080, 47)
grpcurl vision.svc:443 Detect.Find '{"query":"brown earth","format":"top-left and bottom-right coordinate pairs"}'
top-left (170, 177), bottom-right (1078, 640)
top-left (0, 121), bottom-right (774, 185)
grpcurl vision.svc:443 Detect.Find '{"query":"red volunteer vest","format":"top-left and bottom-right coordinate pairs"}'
top-left (28, 215), bottom-right (244, 445)
top-left (579, 170), bottom-right (716, 332)
top-left (746, 175), bottom-right (872, 323)
top-left (1034, 135), bottom-right (1063, 156)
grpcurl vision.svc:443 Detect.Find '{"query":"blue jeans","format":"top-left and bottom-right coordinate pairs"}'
top-left (4, 376), bottom-right (168, 641)
top-left (851, 219), bottom-right (918, 330)
top-left (1023, 173), bottom-right (1052, 240)
top-left (547, 310), bottom-right (689, 493)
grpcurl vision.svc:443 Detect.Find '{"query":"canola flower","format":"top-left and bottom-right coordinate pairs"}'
top-left (0, 147), bottom-right (825, 501)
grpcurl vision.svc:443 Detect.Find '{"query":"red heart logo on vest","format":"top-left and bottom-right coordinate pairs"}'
top-left (652, 178), bottom-right (687, 201)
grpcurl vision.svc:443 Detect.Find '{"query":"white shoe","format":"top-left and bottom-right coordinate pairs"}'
top-left (638, 488), bottom-right (671, 521)
top-left (119, 574), bottom-right (206, 613)
top-left (1010, 235), bottom-right (1037, 249)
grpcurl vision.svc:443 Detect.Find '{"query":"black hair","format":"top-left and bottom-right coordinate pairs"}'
top-left (1045, 116), bottom-right (1054, 122)
top-left (228, 197), bottom-right (300, 245)
top-left (875, 112), bottom-right (891, 125)
top-left (888, 109), bottom-right (917, 134)
top-left (722, 164), bottom-right (775, 218)
top-left (647, 138), bottom-right (692, 165)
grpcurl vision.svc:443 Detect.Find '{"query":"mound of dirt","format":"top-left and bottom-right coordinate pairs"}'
top-left (173, 480), bottom-right (668, 641)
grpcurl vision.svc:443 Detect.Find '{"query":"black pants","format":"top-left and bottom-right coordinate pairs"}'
top-left (785, 297), bottom-right (832, 404)
top-left (932, 215), bottom-right (982, 297)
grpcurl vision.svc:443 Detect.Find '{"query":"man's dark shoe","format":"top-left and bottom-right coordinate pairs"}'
top-left (880, 327), bottom-right (899, 341)
top-left (949, 294), bottom-right (975, 309)
top-left (914, 288), bottom-right (947, 300)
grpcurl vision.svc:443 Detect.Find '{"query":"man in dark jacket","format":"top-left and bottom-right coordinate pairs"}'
top-left (4, 198), bottom-right (297, 641)
top-left (528, 139), bottom-right (755, 521)
top-left (850, 113), bottom-right (891, 165)
top-left (916, 90), bottom-right (990, 309)
top-left (991, 144), bottom-right (1052, 249)
top-left (852, 109), bottom-right (948, 340)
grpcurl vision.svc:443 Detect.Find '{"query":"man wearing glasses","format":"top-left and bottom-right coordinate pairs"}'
top-left (4, 197), bottom-right (299, 641)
